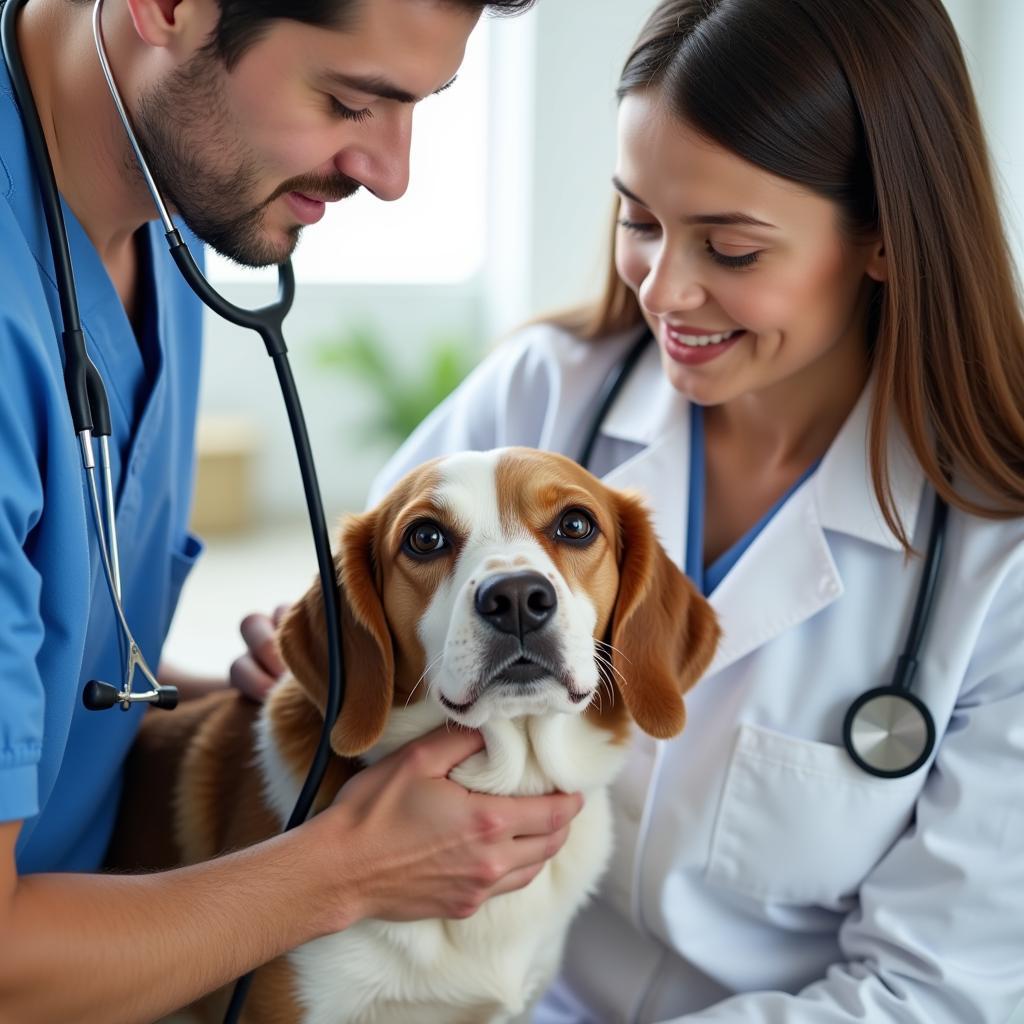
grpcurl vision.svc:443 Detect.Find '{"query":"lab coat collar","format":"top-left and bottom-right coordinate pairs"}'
top-left (598, 338), bottom-right (690, 568)
top-left (813, 379), bottom-right (926, 551)
top-left (599, 332), bottom-right (685, 446)
top-left (594, 350), bottom-right (927, 679)
top-left (597, 341), bottom-right (925, 553)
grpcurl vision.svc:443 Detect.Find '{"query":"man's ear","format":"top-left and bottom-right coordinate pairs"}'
top-left (124, 0), bottom-right (217, 54)
top-left (608, 491), bottom-right (720, 738)
top-left (278, 511), bottom-right (395, 757)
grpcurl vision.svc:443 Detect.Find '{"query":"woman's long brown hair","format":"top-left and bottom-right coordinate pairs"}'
top-left (559, 0), bottom-right (1024, 548)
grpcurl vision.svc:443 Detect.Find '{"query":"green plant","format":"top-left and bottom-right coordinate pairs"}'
top-left (313, 323), bottom-right (477, 445)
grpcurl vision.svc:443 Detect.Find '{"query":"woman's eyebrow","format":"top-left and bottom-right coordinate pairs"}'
top-left (611, 176), bottom-right (777, 229)
top-left (612, 176), bottom-right (649, 208)
top-left (684, 212), bottom-right (778, 228)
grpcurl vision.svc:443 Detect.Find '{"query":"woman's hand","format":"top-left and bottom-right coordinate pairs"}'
top-left (229, 604), bottom-right (291, 701)
top-left (312, 726), bottom-right (585, 931)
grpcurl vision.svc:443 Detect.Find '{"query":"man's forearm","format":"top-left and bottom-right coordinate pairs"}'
top-left (0, 819), bottom-right (351, 1024)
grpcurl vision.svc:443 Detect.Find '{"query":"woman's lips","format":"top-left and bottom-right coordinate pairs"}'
top-left (662, 325), bottom-right (746, 366)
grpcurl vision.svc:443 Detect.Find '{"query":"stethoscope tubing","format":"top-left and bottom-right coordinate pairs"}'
top-left (893, 493), bottom-right (949, 691)
top-left (2, 2), bottom-right (346, 1017)
top-left (577, 327), bottom-right (654, 470)
top-left (579, 327), bottom-right (944, 779)
top-left (88, 0), bottom-right (349, 980)
top-left (1, 0), bottom-right (110, 439)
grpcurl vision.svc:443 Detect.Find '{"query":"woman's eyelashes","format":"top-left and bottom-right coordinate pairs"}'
top-left (705, 242), bottom-right (761, 268)
top-left (617, 218), bottom-right (762, 269)
top-left (617, 217), bottom-right (659, 237)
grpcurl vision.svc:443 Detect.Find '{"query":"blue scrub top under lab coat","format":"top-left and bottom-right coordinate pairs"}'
top-left (0, 61), bottom-right (204, 873)
top-left (686, 404), bottom-right (819, 596)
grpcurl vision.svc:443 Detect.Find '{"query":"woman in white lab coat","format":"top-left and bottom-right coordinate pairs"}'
top-left (369, 0), bottom-right (1024, 1020)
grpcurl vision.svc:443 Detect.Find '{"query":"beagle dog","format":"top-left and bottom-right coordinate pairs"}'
top-left (109, 447), bottom-right (719, 1024)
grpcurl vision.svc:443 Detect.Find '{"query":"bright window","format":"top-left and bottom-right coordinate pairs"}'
top-left (207, 21), bottom-right (490, 285)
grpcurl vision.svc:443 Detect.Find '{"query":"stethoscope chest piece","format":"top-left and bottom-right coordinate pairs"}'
top-left (842, 686), bottom-right (935, 778)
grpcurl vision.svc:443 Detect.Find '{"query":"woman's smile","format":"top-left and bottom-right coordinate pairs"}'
top-left (662, 324), bottom-right (747, 365)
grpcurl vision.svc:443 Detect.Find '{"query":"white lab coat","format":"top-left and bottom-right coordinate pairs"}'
top-left (367, 322), bottom-right (1024, 1024)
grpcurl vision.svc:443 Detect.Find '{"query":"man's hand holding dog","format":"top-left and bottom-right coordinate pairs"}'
top-left (304, 726), bottom-right (584, 930)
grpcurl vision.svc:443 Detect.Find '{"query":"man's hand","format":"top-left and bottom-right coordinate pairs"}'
top-left (312, 726), bottom-right (585, 931)
top-left (229, 604), bottom-right (291, 701)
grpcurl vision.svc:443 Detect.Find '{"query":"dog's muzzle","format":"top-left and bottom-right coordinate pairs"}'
top-left (473, 570), bottom-right (566, 688)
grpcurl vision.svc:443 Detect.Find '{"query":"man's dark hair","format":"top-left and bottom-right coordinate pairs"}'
top-left (69, 0), bottom-right (537, 68)
top-left (212, 0), bottom-right (536, 67)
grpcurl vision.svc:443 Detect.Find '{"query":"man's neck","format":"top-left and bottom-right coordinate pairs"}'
top-left (18, 0), bottom-right (159, 270)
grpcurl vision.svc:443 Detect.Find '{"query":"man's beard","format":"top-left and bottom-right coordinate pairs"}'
top-left (130, 48), bottom-right (360, 268)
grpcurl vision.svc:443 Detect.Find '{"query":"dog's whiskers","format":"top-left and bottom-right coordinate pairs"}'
top-left (405, 651), bottom-right (446, 709)
top-left (593, 653), bottom-right (619, 709)
top-left (594, 646), bottom-right (628, 691)
top-left (594, 638), bottom-right (633, 671)
top-left (594, 649), bottom-right (624, 684)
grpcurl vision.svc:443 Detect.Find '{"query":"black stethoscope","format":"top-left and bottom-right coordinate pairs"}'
top-left (579, 328), bottom-right (945, 780)
top-left (2, 0), bottom-right (346, 1017)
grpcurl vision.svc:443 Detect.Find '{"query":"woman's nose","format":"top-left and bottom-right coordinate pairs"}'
top-left (639, 246), bottom-right (708, 317)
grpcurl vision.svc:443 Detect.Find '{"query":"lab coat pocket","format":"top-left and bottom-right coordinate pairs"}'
top-left (706, 723), bottom-right (922, 906)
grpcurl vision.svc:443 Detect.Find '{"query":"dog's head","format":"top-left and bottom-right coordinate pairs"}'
top-left (278, 448), bottom-right (719, 756)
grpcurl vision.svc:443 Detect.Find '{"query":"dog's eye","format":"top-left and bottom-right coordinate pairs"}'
top-left (556, 508), bottom-right (596, 542)
top-left (404, 520), bottom-right (448, 557)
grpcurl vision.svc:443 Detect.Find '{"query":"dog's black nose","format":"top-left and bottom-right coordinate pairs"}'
top-left (475, 571), bottom-right (557, 637)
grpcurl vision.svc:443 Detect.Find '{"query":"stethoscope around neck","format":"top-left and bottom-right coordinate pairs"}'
top-left (580, 328), bottom-right (945, 780)
top-left (2, 1), bottom-right (345, 1018)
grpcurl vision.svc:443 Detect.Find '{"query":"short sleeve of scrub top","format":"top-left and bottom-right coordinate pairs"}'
top-left (0, 60), bottom-right (205, 873)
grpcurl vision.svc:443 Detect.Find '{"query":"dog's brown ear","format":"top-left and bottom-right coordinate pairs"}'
top-left (278, 510), bottom-right (394, 757)
top-left (609, 491), bottom-right (720, 738)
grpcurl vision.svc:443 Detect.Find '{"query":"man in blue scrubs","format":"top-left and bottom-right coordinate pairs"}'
top-left (0, 1), bottom-right (581, 1019)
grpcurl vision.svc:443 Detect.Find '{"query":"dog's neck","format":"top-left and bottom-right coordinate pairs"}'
top-left (364, 701), bottom-right (627, 797)
top-left (256, 683), bottom-right (629, 830)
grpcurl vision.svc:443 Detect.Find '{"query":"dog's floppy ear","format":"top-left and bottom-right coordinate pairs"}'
top-left (278, 510), bottom-right (394, 757)
top-left (609, 491), bottom-right (720, 738)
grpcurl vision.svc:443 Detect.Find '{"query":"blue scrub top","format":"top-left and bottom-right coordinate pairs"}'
top-left (686, 404), bottom-right (819, 595)
top-left (0, 61), bottom-right (204, 872)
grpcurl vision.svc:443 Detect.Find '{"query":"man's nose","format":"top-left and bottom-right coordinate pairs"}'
top-left (336, 110), bottom-right (413, 202)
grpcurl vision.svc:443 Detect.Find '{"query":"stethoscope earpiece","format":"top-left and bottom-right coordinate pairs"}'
top-left (82, 680), bottom-right (120, 710)
top-left (842, 686), bottom-right (936, 778)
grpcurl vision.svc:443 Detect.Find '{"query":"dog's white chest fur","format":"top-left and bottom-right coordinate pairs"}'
top-left (258, 701), bottom-right (627, 1024)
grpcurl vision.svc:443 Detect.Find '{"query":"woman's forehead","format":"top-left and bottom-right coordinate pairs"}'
top-left (614, 91), bottom-right (836, 232)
